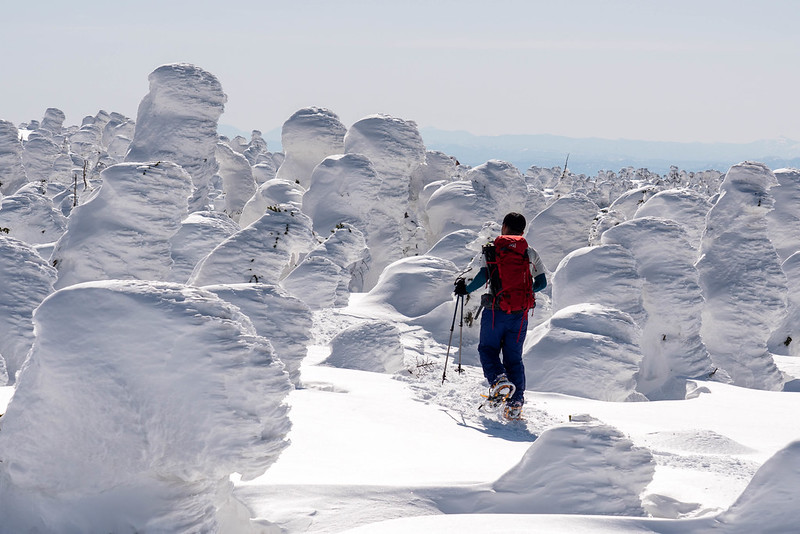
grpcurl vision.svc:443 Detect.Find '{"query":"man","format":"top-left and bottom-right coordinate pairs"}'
top-left (454, 212), bottom-right (547, 420)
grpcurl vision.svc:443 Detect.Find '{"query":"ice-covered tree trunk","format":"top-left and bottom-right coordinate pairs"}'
top-left (0, 281), bottom-right (291, 532)
top-left (602, 217), bottom-right (717, 399)
top-left (0, 236), bottom-right (57, 384)
top-left (696, 162), bottom-right (787, 390)
top-left (0, 120), bottom-right (27, 196)
top-left (50, 161), bottom-right (193, 288)
top-left (275, 107), bottom-right (346, 189)
top-left (125, 63), bottom-right (226, 212)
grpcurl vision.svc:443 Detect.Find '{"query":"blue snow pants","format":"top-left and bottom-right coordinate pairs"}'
top-left (478, 308), bottom-right (527, 404)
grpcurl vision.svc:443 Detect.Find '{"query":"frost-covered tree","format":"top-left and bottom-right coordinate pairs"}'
top-left (634, 188), bottom-right (713, 250)
top-left (0, 120), bottom-right (27, 196)
top-left (239, 178), bottom-right (304, 228)
top-left (0, 236), bottom-right (57, 384)
top-left (202, 283), bottom-right (312, 386)
top-left (0, 281), bottom-right (291, 532)
top-left (215, 141), bottom-right (256, 223)
top-left (602, 217), bottom-right (717, 399)
top-left (552, 244), bottom-right (645, 325)
top-left (696, 162), bottom-right (787, 390)
top-left (766, 168), bottom-right (800, 263)
top-left (188, 205), bottom-right (316, 286)
top-left (125, 63), bottom-right (227, 212)
top-left (0, 183), bottom-right (68, 245)
top-left (345, 113), bottom-right (427, 258)
top-left (523, 304), bottom-right (645, 402)
top-left (168, 210), bottom-right (241, 283)
top-left (528, 193), bottom-right (599, 273)
top-left (426, 159), bottom-right (527, 244)
top-left (51, 161), bottom-right (193, 288)
top-left (282, 223), bottom-right (369, 308)
top-left (275, 106), bottom-right (347, 188)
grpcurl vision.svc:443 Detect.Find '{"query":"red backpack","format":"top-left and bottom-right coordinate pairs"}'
top-left (483, 235), bottom-right (534, 313)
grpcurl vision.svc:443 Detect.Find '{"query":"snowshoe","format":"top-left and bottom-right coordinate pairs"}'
top-left (504, 401), bottom-right (523, 421)
top-left (479, 375), bottom-right (516, 411)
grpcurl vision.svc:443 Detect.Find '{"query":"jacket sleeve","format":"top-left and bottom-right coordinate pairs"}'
top-left (465, 267), bottom-right (488, 293)
top-left (532, 273), bottom-right (547, 292)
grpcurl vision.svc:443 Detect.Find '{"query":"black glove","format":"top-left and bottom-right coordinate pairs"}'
top-left (454, 278), bottom-right (467, 296)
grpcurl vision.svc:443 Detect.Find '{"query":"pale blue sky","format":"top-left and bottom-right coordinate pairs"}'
top-left (3, 0), bottom-right (799, 143)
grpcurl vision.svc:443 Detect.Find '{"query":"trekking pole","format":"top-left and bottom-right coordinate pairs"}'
top-left (442, 267), bottom-right (472, 384)
top-left (441, 293), bottom-right (463, 384)
top-left (456, 292), bottom-right (465, 375)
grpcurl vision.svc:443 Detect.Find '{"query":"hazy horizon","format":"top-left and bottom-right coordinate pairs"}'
top-left (4, 1), bottom-right (800, 145)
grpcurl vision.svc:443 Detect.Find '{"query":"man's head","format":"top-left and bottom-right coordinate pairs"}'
top-left (501, 212), bottom-right (526, 235)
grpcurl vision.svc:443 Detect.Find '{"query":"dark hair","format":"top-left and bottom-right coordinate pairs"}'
top-left (502, 212), bottom-right (526, 234)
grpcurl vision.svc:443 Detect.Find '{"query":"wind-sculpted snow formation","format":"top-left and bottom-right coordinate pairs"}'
top-left (769, 251), bottom-right (800, 357)
top-left (602, 217), bottom-right (717, 399)
top-left (323, 320), bottom-right (406, 373)
top-left (716, 440), bottom-right (800, 533)
top-left (50, 161), bottom-right (193, 288)
top-left (125, 63), bottom-right (226, 212)
top-left (188, 205), bottom-right (316, 287)
top-left (523, 304), bottom-right (646, 402)
top-left (0, 120), bottom-right (27, 196)
top-left (0, 281), bottom-right (291, 532)
top-left (0, 236), bottom-right (57, 384)
top-left (275, 107), bottom-right (346, 189)
top-left (696, 162), bottom-right (787, 390)
top-left (440, 418), bottom-right (655, 516)
top-left (202, 283), bottom-right (312, 386)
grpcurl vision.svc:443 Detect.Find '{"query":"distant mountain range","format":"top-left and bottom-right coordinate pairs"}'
top-left (219, 124), bottom-right (800, 176)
